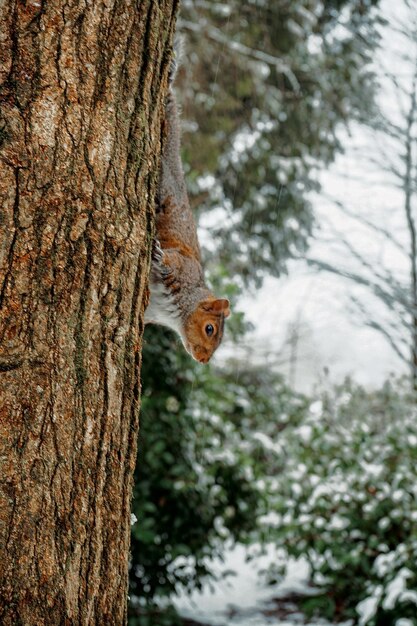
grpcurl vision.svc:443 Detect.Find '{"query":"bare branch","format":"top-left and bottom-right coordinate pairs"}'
top-left (305, 257), bottom-right (412, 316)
top-left (179, 18), bottom-right (301, 92)
top-left (342, 294), bottom-right (409, 364)
top-left (365, 320), bottom-right (409, 363)
top-left (323, 196), bottom-right (406, 254)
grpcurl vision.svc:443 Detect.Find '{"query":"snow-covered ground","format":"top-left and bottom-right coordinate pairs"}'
top-left (174, 545), bottom-right (349, 626)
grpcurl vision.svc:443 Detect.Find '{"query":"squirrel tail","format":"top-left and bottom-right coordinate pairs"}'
top-left (168, 36), bottom-right (184, 85)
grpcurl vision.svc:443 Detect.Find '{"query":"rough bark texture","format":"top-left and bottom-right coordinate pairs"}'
top-left (0, 0), bottom-right (178, 623)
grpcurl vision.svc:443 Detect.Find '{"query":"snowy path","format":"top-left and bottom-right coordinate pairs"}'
top-left (174, 545), bottom-right (346, 626)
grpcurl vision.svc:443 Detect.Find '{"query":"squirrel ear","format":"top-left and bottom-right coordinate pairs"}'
top-left (201, 298), bottom-right (231, 318)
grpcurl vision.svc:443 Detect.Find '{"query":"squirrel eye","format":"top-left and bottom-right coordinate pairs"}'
top-left (205, 324), bottom-right (214, 337)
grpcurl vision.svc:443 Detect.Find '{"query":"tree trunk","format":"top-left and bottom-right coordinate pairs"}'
top-left (403, 64), bottom-right (417, 389)
top-left (0, 0), bottom-right (178, 623)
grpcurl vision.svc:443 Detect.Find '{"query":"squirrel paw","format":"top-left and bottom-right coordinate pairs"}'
top-left (151, 239), bottom-right (172, 278)
top-left (151, 239), bottom-right (164, 264)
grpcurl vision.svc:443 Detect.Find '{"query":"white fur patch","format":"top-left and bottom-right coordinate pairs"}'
top-left (145, 277), bottom-right (183, 337)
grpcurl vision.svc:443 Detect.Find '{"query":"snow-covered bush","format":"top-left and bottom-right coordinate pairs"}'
top-left (266, 379), bottom-right (417, 624)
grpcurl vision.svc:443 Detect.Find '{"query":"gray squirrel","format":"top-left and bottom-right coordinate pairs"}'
top-left (144, 45), bottom-right (230, 363)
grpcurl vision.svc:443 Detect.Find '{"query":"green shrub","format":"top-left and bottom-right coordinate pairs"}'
top-left (131, 328), bottom-right (417, 626)
top-left (129, 326), bottom-right (308, 624)
top-left (265, 379), bottom-right (417, 625)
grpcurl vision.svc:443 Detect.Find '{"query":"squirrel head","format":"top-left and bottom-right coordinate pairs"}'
top-left (182, 298), bottom-right (231, 363)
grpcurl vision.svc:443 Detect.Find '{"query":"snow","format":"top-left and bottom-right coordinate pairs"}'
top-left (357, 587), bottom-right (383, 625)
top-left (174, 544), bottom-right (356, 625)
top-left (360, 462), bottom-right (384, 479)
top-left (327, 515), bottom-right (349, 531)
top-left (252, 432), bottom-right (282, 455)
top-left (296, 425), bottom-right (313, 443)
top-left (174, 545), bottom-right (315, 625)
top-left (382, 569), bottom-right (415, 611)
top-left (407, 434), bottom-right (417, 447)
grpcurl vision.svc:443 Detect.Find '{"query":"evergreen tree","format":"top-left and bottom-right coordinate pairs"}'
top-left (179, 0), bottom-right (381, 284)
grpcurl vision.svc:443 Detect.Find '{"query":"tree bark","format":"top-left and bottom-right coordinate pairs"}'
top-left (0, 0), bottom-right (178, 623)
top-left (403, 63), bottom-right (417, 388)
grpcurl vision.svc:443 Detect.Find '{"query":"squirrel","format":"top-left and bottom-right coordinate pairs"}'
top-left (144, 45), bottom-right (230, 363)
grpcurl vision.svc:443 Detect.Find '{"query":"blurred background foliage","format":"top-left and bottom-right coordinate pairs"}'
top-left (129, 326), bottom-right (309, 623)
top-left (178, 0), bottom-right (382, 286)
top-left (126, 1), bottom-right (417, 625)
top-left (266, 379), bottom-right (417, 624)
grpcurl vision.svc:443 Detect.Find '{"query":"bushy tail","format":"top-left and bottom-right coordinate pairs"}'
top-left (168, 36), bottom-right (184, 85)
top-left (157, 35), bottom-right (187, 214)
